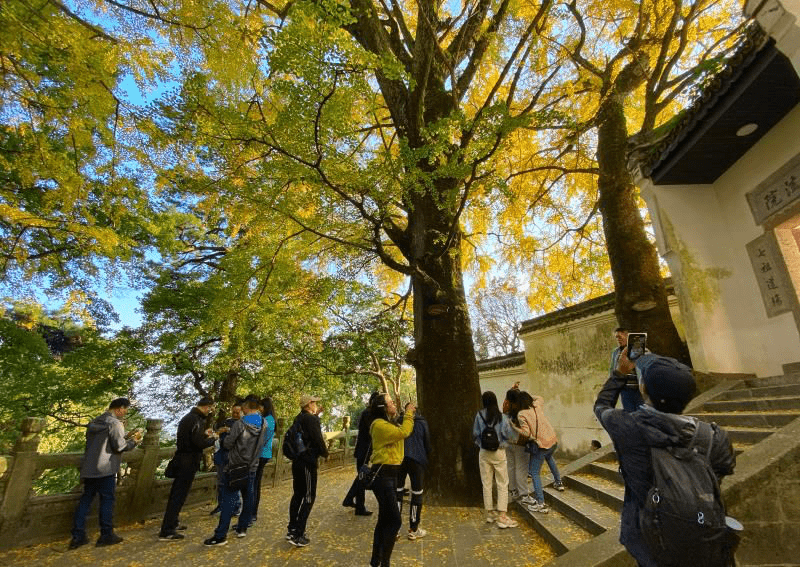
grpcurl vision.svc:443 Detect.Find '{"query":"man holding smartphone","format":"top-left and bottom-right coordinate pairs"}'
top-left (608, 327), bottom-right (645, 412)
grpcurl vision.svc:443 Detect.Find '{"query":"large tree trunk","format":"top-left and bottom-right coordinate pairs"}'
top-left (407, 187), bottom-right (483, 505)
top-left (597, 96), bottom-right (690, 364)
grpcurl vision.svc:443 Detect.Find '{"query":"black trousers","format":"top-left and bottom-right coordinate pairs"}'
top-left (252, 457), bottom-right (270, 519)
top-left (343, 453), bottom-right (369, 510)
top-left (160, 463), bottom-right (197, 535)
top-left (287, 458), bottom-right (317, 537)
top-left (396, 458), bottom-right (425, 531)
top-left (370, 471), bottom-right (401, 567)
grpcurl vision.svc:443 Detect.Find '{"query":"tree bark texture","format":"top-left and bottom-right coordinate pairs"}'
top-left (408, 190), bottom-right (482, 504)
top-left (597, 96), bottom-right (690, 363)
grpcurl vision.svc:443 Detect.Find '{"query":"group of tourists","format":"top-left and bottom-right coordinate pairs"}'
top-left (66, 324), bottom-right (741, 567)
top-left (473, 386), bottom-right (563, 528)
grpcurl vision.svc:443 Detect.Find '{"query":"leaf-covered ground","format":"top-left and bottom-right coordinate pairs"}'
top-left (0, 467), bottom-right (556, 566)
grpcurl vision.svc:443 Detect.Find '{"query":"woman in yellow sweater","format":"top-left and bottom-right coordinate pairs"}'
top-left (367, 393), bottom-right (416, 567)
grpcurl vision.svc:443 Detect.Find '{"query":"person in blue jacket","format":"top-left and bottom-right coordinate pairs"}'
top-left (251, 396), bottom-right (276, 523)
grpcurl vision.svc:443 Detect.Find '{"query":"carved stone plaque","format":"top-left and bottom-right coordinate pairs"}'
top-left (746, 232), bottom-right (792, 317)
top-left (747, 153), bottom-right (800, 226)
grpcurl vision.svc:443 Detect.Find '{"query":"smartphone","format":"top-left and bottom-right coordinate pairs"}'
top-left (627, 332), bottom-right (647, 361)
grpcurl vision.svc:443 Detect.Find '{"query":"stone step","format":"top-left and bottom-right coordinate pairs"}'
top-left (542, 484), bottom-right (621, 535)
top-left (587, 461), bottom-right (623, 485)
top-left (564, 472), bottom-right (624, 511)
top-left (701, 396), bottom-right (800, 413)
top-left (715, 383), bottom-right (800, 401)
top-left (517, 500), bottom-right (596, 555)
top-left (686, 411), bottom-right (799, 428)
top-left (734, 373), bottom-right (800, 389)
top-left (721, 426), bottom-right (775, 445)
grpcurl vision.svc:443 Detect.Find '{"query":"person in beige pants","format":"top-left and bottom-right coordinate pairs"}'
top-left (473, 391), bottom-right (518, 529)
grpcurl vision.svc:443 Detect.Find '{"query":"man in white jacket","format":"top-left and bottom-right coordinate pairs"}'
top-left (69, 398), bottom-right (141, 549)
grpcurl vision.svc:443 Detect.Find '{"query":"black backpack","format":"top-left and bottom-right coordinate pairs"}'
top-left (478, 412), bottom-right (500, 451)
top-left (639, 420), bottom-right (736, 567)
top-left (281, 417), bottom-right (307, 461)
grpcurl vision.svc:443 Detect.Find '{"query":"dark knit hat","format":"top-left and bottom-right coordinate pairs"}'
top-left (639, 356), bottom-right (696, 414)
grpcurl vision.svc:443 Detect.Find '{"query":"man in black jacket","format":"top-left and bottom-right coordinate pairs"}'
top-left (286, 394), bottom-right (329, 547)
top-left (342, 391), bottom-right (379, 516)
top-left (159, 397), bottom-right (217, 541)
top-left (594, 351), bottom-right (736, 566)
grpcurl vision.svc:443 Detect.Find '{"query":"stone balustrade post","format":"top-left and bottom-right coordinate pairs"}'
top-left (272, 418), bottom-right (286, 487)
top-left (0, 418), bottom-right (45, 545)
top-left (125, 419), bottom-right (164, 522)
top-left (342, 416), bottom-right (351, 459)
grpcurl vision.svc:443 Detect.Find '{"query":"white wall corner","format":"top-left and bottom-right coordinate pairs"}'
top-left (746, 0), bottom-right (800, 73)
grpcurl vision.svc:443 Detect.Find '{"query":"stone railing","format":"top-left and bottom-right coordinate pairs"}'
top-left (0, 415), bottom-right (358, 550)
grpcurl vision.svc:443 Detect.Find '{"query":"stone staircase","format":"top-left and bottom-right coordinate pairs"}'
top-left (515, 372), bottom-right (800, 567)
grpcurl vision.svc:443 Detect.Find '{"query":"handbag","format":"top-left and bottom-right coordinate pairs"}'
top-left (164, 455), bottom-right (179, 479)
top-left (227, 420), bottom-right (265, 490)
top-left (355, 438), bottom-right (383, 490)
top-left (357, 462), bottom-right (383, 490)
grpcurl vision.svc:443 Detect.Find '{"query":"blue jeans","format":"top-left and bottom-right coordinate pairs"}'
top-left (214, 470), bottom-right (255, 539)
top-left (528, 444), bottom-right (562, 503)
top-left (72, 475), bottom-right (116, 539)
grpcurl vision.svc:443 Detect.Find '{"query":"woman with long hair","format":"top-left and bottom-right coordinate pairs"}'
top-left (251, 396), bottom-right (276, 523)
top-left (504, 388), bottom-right (531, 503)
top-left (514, 391), bottom-right (564, 514)
top-left (473, 391), bottom-right (518, 528)
top-left (368, 393), bottom-right (416, 567)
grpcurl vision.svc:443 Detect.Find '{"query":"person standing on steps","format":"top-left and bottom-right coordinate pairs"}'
top-left (368, 393), bottom-right (416, 567)
top-left (69, 398), bottom-right (141, 549)
top-left (159, 397), bottom-right (217, 541)
top-left (343, 391), bottom-right (380, 516)
top-left (609, 327), bottom-right (646, 412)
top-left (473, 391), bottom-right (518, 529)
top-left (503, 387), bottom-right (530, 503)
top-left (210, 401), bottom-right (242, 516)
top-left (514, 391), bottom-right (564, 515)
top-left (286, 394), bottom-right (329, 547)
top-left (396, 406), bottom-right (431, 540)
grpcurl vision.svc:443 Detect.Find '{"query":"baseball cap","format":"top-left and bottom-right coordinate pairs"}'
top-left (300, 394), bottom-right (321, 409)
top-left (637, 355), bottom-right (696, 414)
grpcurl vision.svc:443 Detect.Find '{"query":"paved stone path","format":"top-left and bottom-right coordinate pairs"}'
top-left (0, 467), bottom-right (556, 566)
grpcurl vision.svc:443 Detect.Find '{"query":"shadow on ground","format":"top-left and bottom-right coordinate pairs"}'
top-left (0, 467), bottom-right (556, 567)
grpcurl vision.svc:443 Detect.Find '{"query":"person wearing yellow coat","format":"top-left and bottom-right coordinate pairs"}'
top-left (367, 394), bottom-right (416, 567)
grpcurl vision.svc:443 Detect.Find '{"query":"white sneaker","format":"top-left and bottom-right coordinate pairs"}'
top-left (496, 515), bottom-right (518, 528)
top-left (520, 495), bottom-right (537, 505)
top-left (485, 510), bottom-right (496, 523)
top-left (408, 528), bottom-right (427, 540)
top-left (527, 502), bottom-right (549, 514)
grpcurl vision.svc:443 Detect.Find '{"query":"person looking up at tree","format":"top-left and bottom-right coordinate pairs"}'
top-left (473, 391), bottom-right (518, 528)
top-left (286, 394), bottom-right (329, 547)
top-left (368, 394), bottom-right (416, 567)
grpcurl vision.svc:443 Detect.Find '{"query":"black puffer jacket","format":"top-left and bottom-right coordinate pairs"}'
top-left (594, 373), bottom-right (736, 567)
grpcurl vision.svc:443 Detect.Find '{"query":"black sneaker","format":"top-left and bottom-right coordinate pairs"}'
top-left (355, 508), bottom-right (373, 516)
top-left (285, 531), bottom-right (294, 540)
top-left (95, 534), bottom-right (123, 547)
top-left (235, 529), bottom-right (247, 538)
top-left (68, 536), bottom-right (90, 550)
top-left (204, 536), bottom-right (228, 547)
top-left (176, 524), bottom-right (188, 531)
top-left (158, 532), bottom-right (185, 541)
top-left (289, 534), bottom-right (310, 547)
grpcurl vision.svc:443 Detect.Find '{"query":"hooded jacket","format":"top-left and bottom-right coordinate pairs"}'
top-left (80, 411), bottom-right (136, 479)
top-left (224, 413), bottom-right (267, 472)
top-left (594, 373), bottom-right (735, 566)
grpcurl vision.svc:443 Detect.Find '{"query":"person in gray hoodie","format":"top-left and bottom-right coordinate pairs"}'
top-left (69, 398), bottom-right (141, 549)
top-left (204, 398), bottom-right (266, 546)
